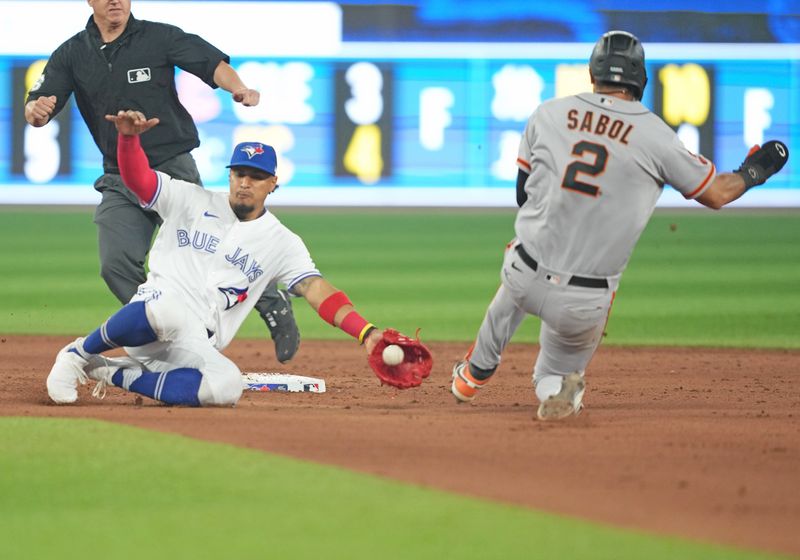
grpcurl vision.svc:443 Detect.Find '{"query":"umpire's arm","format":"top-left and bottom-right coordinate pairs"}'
top-left (213, 61), bottom-right (260, 107)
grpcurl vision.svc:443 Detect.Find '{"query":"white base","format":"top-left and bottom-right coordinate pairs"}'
top-left (242, 372), bottom-right (326, 393)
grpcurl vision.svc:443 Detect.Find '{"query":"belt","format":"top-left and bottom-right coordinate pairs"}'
top-left (514, 245), bottom-right (609, 289)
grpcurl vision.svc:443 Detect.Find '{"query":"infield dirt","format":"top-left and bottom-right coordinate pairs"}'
top-left (1, 335), bottom-right (798, 556)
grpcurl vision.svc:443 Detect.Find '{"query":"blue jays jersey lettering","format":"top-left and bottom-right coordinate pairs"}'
top-left (176, 229), bottom-right (220, 253)
top-left (173, 228), bottom-right (263, 282)
top-left (138, 172), bottom-right (320, 350)
top-left (224, 248), bottom-right (263, 282)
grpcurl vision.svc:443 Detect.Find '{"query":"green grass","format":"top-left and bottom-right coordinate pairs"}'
top-left (0, 207), bottom-right (798, 347)
top-left (0, 418), bottom-right (786, 560)
top-left (1, 209), bottom-right (796, 560)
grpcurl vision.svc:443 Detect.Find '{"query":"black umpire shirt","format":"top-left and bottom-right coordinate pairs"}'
top-left (26, 15), bottom-right (229, 172)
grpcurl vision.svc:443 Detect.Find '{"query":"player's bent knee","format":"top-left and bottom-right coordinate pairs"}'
top-left (143, 298), bottom-right (188, 341)
top-left (197, 367), bottom-right (243, 407)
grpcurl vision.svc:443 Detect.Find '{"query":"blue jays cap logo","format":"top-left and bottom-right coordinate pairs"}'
top-left (241, 144), bottom-right (265, 159)
top-left (227, 142), bottom-right (278, 175)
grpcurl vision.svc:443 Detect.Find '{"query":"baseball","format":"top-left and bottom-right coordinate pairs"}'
top-left (382, 344), bottom-right (404, 366)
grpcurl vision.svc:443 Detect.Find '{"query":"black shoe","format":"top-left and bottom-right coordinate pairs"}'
top-left (257, 289), bottom-right (300, 363)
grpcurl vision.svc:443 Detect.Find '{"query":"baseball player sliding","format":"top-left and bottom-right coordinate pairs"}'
top-left (25, 0), bottom-right (305, 366)
top-left (46, 110), bottom-right (430, 406)
top-left (452, 30), bottom-right (789, 420)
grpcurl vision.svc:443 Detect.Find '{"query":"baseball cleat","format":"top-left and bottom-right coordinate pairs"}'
top-left (536, 372), bottom-right (585, 421)
top-left (46, 338), bottom-right (90, 404)
top-left (258, 288), bottom-right (300, 363)
top-left (451, 361), bottom-right (489, 403)
top-left (85, 356), bottom-right (144, 399)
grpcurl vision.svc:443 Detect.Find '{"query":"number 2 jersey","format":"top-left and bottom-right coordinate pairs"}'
top-left (138, 172), bottom-right (320, 350)
top-left (515, 92), bottom-right (716, 279)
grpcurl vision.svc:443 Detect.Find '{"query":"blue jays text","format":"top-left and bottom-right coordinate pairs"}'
top-left (176, 229), bottom-right (264, 282)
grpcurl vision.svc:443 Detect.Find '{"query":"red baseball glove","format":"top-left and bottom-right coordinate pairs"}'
top-left (368, 328), bottom-right (432, 389)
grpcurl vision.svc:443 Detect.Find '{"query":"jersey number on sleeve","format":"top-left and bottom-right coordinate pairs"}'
top-left (561, 141), bottom-right (608, 197)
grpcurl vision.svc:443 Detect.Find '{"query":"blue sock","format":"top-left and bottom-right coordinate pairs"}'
top-left (111, 367), bottom-right (202, 406)
top-left (82, 301), bottom-right (158, 354)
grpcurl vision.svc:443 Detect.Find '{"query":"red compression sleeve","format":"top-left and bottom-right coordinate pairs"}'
top-left (117, 134), bottom-right (158, 204)
top-left (318, 291), bottom-right (377, 343)
top-left (318, 291), bottom-right (352, 325)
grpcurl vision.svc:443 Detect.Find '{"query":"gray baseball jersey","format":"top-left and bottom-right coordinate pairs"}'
top-left (516, 92), bottom-right (716, 279)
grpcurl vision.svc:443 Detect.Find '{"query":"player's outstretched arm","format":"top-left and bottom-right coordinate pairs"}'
top-left (291, 276), bottom-right (433, 388)
top-left (696, 141), bottom-right (789, 210)
top-left (694, 173), bottom-right (746, 210)
top-left (105, 110), bottom-right (160, 204)
top-left (291, 275), bottom-right (379, 352)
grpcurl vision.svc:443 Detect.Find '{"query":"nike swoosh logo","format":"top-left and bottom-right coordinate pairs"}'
top-left (203, 211), bottom-right (219, 218)
top-left (511, 261), bottom-right (523, 272)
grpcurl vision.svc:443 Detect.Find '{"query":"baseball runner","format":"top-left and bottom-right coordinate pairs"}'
top-left (24, 0), bottom-right (301, 363)
top-left (46, 110), bottom-right (431, 406)
top-left (451, 30), bottom-right (790, 420)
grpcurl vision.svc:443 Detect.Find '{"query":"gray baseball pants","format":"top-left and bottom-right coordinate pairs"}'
top-left (469, 243), bottom-right (616, 400)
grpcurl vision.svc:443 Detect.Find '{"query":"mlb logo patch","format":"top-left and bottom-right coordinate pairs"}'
top-left (127, 68), bottom-right (151, 84)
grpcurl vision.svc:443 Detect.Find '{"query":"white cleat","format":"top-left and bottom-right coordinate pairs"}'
top-left (536, 372), bottom-right (585, 421)
top-left (46, 338), bottom-right (90, 404)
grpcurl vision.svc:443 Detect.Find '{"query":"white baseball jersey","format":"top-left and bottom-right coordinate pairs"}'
top-left (137, 172), bottom-right (320, 350)
top-left (516, 92), bottom-right (716, 279)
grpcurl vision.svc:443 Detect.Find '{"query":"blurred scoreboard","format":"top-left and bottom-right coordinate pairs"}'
top-left (1, 45), bottom-right (798, 206)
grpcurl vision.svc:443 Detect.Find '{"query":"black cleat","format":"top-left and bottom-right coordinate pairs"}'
top-left (257, 289), bottom-right (300, 363)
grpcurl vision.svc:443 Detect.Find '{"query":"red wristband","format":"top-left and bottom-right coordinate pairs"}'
top-left (318, 291), bottom-right (352, 326)
top-left (340, 311), bottom-right (375, 343)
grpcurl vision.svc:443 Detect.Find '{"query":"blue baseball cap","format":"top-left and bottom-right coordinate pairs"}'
top-left (226, 142), bottom-right (277, 175)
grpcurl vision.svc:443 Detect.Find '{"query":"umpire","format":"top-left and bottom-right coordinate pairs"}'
top-left (24, 0), bottom-right (301, 363)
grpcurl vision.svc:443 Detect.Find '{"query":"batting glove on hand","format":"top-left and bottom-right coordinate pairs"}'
top-left (735, 140), bottom-right (789, 190)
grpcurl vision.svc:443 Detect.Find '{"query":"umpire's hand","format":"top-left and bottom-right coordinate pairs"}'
top-left (25, 96), bottom-right (57, 127)
top-left (232, 88), bottom-right (260, 107)
top-left (104, 110), bottom-right (160, 136)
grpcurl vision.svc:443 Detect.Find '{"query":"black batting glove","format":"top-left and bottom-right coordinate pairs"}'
top-left (734, 140), bottom-right (789, 190)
